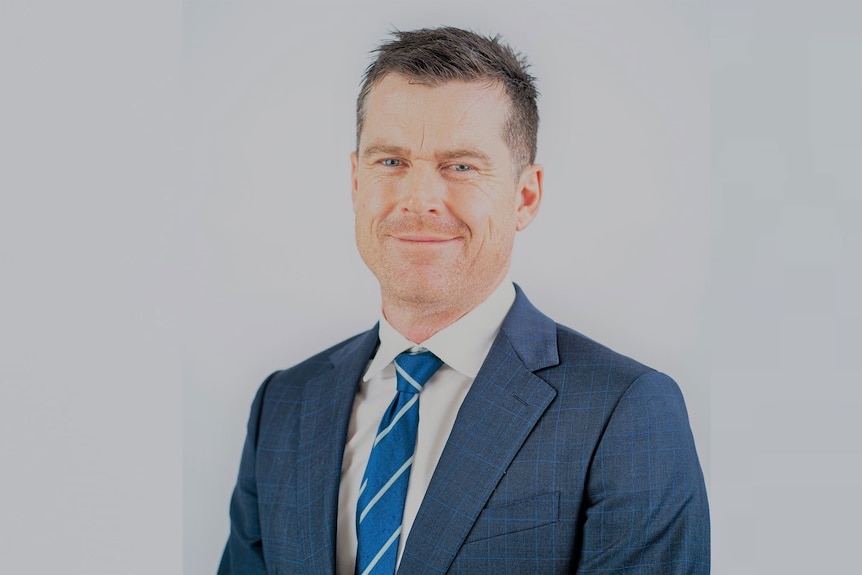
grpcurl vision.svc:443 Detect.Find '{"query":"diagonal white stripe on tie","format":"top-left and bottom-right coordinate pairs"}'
top-left (359, 456), bottom-right (413, 523)
top-left (359, 526), bottom-right (402, 575)
top-left (394, 362), bottom-right (423, 392)
top-left (373, 394), bottom-right (419, 446)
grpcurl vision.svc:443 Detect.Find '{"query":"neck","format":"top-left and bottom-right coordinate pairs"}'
top-left (381, 282), bottom-right (503, 344)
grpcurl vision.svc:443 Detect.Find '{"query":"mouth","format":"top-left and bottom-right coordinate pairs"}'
top-left (393, 234), bottom-right (459, 243)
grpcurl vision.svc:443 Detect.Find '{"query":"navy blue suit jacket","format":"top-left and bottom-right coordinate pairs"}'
top-left (219, 287), bottom-right (710, 573)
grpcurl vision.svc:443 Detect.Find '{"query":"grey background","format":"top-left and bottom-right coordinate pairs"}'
top-left (0, 1), bottom-right (858, 574)
top-left (710, 1), bottom-right (861, 572)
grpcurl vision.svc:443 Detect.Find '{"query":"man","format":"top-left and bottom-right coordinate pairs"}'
top-left (219, 27), bottom-right (709, 574)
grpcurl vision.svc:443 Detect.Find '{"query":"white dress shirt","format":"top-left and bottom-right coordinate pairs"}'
top-left (335, 279), bottom-right (516, 575)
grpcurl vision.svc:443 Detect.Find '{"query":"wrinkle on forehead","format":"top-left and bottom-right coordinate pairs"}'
top-left (363, 76), bottom-right (510, 160)
top-left (455, 83), bottom-right (503, 126)
top-left (418, 85), bottom-right (505, 156)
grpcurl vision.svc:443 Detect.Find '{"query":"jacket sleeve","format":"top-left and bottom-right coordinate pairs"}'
top-left (577, 371), bottom-right (710, 574)
top-left (217, 373), bottom-right (277, 575)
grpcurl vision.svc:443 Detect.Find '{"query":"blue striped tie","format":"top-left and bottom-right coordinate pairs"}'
top-left (355, 350), bottom-right (443, 575)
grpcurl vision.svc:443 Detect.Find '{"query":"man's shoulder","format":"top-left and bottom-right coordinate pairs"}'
top-left (554, 324), bottom-right (696, 410)
top-left (262, 326), bottom-right (378, 390)
top-left (553, 321), bottom-right (654, 374)
top-left (507, 286), bottom-right (658, 384)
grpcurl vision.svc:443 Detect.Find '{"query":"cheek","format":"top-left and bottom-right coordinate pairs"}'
top-left (448, 193), bottom-right (517, 237)
top-left (355, 193), bottom-right (396, 237)
top-left (455, 203), bottom-right (517, 240)
top-left (356, 178), bottom-right (397, 214)
top-left (353, 186), bottom-right (380, 216)
top-left (354, 197), bottom-right (371, 216)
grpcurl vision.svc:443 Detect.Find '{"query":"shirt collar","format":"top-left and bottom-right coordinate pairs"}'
top-left (363, 279), bottom-right (516, 382)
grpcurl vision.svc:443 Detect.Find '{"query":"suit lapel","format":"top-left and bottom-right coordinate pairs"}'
top-left (399, 288), bottom-right (559, 574)
top-left (296, 327), bottom-right (379, 572)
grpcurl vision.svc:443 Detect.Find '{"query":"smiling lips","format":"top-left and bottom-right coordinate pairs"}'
top-left (379, 217), bottom-right (468, 244)
top-left (393, 234), bottom-right (459, 243)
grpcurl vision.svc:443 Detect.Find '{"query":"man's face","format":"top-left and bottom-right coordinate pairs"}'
top-left (352, 74), bottom-right (542, 317)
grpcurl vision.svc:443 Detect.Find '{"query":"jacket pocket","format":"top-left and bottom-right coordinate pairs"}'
top-left (463, 491), bottom-right (560, 543)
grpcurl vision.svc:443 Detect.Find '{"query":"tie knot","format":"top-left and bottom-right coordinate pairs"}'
top-left (394, 350), bottom-right (443, 394)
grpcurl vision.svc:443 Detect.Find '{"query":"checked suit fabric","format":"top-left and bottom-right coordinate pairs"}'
top-left (354, 350), bottom-right (443, 575)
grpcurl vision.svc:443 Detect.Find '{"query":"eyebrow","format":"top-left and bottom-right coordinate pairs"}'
top-left (361, 144), bottom-right (493, 165)
top-left (438, 148), bottom-right (493, 164)
top-left (362, 144), bottom-right (408, 157)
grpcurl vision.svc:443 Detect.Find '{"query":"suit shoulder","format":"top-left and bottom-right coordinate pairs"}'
top-left (506, 287), bottom-right (668, 393)
top-left (271, 327), bottom-right (377, 379)
top-left (263, 328), bottom-right (377, 392)
top-left (541, 323), bottom-right (692, 429)
top-left (552, 321), bottom-right (662, 387)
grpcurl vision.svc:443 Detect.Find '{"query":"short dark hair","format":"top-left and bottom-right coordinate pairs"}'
top-left (356, 27), bottom-right (539, 173)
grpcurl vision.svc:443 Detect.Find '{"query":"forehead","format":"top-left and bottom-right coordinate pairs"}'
top-left (360, 74), bottom-right (511, 151)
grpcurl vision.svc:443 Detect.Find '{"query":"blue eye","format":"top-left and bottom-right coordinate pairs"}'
top-left (452, 164), bottom-right (471, 172)
top-left (382, 159), bottom-right (400, 167)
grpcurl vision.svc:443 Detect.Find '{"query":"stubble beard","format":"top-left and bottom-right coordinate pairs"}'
top-left (381, 261), bottom-right (460, 308)
top-left (366, 240), bottom-right (512, 328)
top-left (357, 214), bottom-right (513, 326)
top-left (365, 214), bottom-right (471, 308)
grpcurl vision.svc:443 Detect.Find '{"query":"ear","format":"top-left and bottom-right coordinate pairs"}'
top-left (350, 151), bottom-right (359, 208)
top-left (515, 164), bottom-right (543, 231)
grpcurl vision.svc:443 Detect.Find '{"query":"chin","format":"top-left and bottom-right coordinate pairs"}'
top-left (393, 280), bottom-right (452, 305)
top-left (384, 271), bottom-right (458, 307)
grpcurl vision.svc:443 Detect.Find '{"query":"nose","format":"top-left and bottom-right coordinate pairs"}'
top-left (400, 162), bottom-right (446, 214)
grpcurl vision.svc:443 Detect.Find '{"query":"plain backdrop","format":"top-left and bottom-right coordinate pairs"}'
top-left (0, 1), bottom-right (859, 574)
